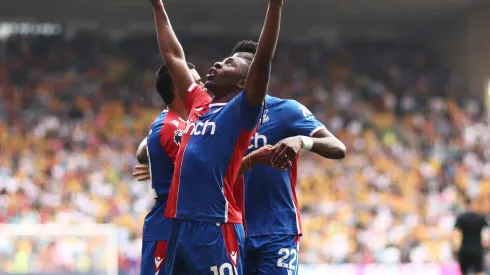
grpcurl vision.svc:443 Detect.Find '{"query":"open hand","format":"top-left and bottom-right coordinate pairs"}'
top-left (132, 165), bottom-right (151, 181)
top-left (271, 136), bottom-right (302, 169)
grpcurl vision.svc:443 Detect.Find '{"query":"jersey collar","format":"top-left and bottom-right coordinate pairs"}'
top-left (209, 103), bottom-right (227, 108)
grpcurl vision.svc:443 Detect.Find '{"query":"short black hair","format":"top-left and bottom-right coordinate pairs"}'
top-left (155, 62), bottom-right (195, 105)
top-left (231, 40), bottom-right (258, 55)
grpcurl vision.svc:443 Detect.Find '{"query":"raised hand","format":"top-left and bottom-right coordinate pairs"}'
top-left (149, 0), bottom-right (161, 7)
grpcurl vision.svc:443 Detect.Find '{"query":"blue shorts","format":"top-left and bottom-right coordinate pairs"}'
top-left (244, 234), bottom-right (300, 275)
top-left (163, 219), bottom-right (245, 275)
top-left (141, 240), bottom-right (168, 275)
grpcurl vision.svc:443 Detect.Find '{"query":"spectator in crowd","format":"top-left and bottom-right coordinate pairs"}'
top-left (454, 198), bottom-right (488, 275)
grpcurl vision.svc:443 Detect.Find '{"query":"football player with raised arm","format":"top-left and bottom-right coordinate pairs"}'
top-left (230, 40), bottom-right (346, 275)
top-left (148, 0), bottom-right (283, 273)
top-left (135, 63), bottom-right (277, 275)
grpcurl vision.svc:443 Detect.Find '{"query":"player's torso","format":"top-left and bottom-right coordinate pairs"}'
top-left (244, 96), bottom-right (302, 236)
top-left (143, 110), bottom-right (184, 241)
top-left (147, 110), bottom-right (183, 196)
top-left (170, 102), bottom-right (255, 223)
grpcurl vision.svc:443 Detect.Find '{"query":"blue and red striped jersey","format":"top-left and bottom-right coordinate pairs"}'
top-left (165, 83), bottom-right (263, 224)
top-left (243, 95), bottom-right (326, 237)
top-left (142, 109), bottom-right (185, 241)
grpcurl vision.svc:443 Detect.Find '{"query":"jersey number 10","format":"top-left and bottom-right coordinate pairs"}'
top-left (210, 263), bottom-right (236, 275)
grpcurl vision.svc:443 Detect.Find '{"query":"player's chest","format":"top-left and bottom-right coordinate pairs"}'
top-left (182, 107), bottom-right (236, 141)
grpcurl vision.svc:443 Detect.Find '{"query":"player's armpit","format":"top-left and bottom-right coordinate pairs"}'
top-left (137, 138), bottom-right (149, 164)
top-left (151, 0), bottom-right (195, 103)
top-left (244, 0), bottom-right (283, 107)
top-left (310, 129), bottom-right (346, 159)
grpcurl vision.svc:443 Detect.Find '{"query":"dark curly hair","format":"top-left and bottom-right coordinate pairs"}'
top-left (155, 62), bottom-right (195, 105)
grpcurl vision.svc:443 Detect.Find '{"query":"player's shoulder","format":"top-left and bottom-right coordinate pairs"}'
top-left (266, 96), bottom-right (306, 112)
top-left (163, 110), bottom-right (184, 130)
top-left (264, 95), bottom-right (289, 108)
top-left (150, 110), bottom-right (168, 127)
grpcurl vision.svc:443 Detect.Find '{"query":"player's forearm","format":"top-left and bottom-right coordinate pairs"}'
top-left (237, 155), bottom-right (254, 179)
top-left (310, 137), bottom-right (346, 159)
top-left (152, 1), bottom-right (185, 64)
top-left (244, 0), bottom-right (283, 106)
top-left (152, 0), bottom-right (195, 102)
top-left (254, 0), bottom-right (282, 66)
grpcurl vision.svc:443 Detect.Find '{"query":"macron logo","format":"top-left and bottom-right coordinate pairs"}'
top-left (154, 256), bottom-right (163, 269)
top-left (230, 251), bottom-right (237, 265)
top-left (184, 120), bottom-right (216, 136)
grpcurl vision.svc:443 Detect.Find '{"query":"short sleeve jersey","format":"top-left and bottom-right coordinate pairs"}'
top-left (143, 110), bottom-right (185, 241)
top-left (455, 212), bottom-right (489, 253)
top-left (243, 95), bottom-right (326, 236)
top-left (165, 84), bottom-right (263, 224)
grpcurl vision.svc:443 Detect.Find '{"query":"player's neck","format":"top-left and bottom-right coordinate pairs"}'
top-left (168, 104), bottom-right (188, 121)
top-left (210, 90), bottom-right (239, 104)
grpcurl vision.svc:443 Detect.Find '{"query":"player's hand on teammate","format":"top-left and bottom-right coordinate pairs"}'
top-left (271, 136), bottom-right (303, 169)
top-left (248, 145), bottom-right (289, 170)
top-left (249, 145), bottom-right (276, 165)
top-left (133, 165), bottom-right (151, 181)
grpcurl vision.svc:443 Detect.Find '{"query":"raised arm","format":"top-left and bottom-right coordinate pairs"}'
top-left (150, 0), bottom-right (194, 102)
top-left (244, 0), bottom-right (283, 106)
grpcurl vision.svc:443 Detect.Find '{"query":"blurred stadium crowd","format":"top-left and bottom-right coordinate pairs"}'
top-left (1, 32), bottom-right (490, 274)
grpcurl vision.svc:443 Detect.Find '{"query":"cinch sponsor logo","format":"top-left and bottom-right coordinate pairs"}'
top-left (184, 120), bottom-right (216, 136)
top-left (248, 132), bottom-right (268, 149)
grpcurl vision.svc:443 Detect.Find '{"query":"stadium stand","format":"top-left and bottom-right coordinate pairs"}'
top-left (1, 33), bottom-right (489, 274)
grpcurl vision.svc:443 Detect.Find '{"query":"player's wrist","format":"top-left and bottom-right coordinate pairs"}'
top-left (242, 154), bottom-right (253, 171)
top-left (299, 136), bottom-right (313, 151)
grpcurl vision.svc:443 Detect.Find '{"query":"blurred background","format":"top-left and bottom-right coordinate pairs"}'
top-left (1, 0), bottom-right (490, 274)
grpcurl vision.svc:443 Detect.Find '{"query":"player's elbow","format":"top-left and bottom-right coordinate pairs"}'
top-left (137, 150), bottom-right (149, 164)
top-left (320, 139), bottom-right (347, 159)
top-left (159, 48), bottom-right (184, 65)
top-left (136, 140), bottom-right (149, 164)
top-left (334, 142), bottom-right (347, 159)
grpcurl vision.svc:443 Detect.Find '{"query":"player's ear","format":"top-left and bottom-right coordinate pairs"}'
top-left (237, 79), bottom-right (245, 90)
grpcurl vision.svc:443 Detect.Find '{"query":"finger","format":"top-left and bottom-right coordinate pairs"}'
top-left (280, 160), bottom-right (291, 170)
top-left (134, 164), bottom-right (148, 169)
top-left (134, 166), bottom-right (149, 172)
top-left (272, 157), bottom-right (289, 169)
top-left (136, 175), bottom-right (151, 181)
top-left (132, 171), bottom-right (149, 177)
top-left (273, 147), bottom-right (289, 166)
top-left (272, 162), bottom-right (288, 171)
top-left (265, 144), bottom-right (275, 150)
top-left (285, 147), bottom-right (297, 159)
top-left (271, 143), bottom-right (287, 164)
